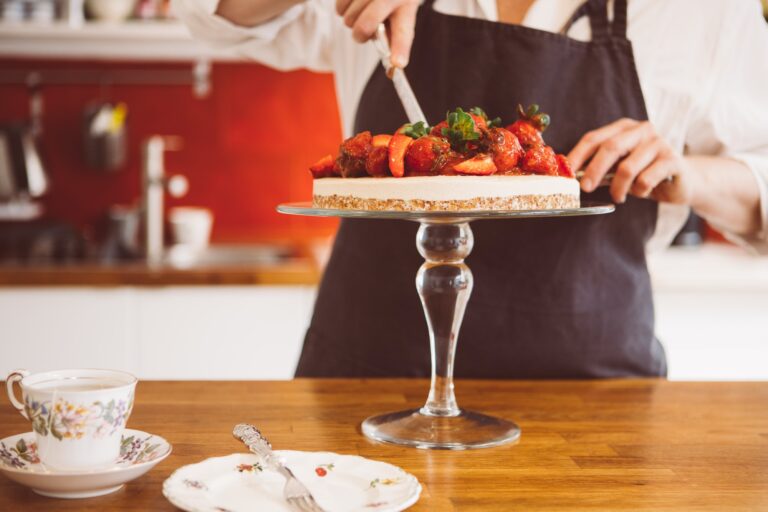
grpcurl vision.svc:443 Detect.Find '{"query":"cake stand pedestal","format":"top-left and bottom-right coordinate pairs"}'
top-left (277, 202), bottom-right (613, 449)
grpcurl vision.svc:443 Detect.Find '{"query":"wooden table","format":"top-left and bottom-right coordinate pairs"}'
top-left (1, 379), bottom-right (767, 511)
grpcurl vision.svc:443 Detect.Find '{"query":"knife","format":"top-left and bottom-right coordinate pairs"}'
top-left (372, 23), bottom-right (429, 125)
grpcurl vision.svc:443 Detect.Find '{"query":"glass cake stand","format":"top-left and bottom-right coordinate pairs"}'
top-left (277, 201), bottom-right (614, 450)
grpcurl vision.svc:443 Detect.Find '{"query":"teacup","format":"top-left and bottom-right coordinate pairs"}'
top-left (5, 368), bottom-right (137, 471)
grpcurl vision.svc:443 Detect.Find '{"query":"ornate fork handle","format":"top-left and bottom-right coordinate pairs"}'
top-left (233, 424), bottom-right (285, 470)
top-left (233, 424), bottom-right (325, 512)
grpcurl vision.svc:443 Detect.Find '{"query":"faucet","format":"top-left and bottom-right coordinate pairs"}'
top-left (141, 136), bottom-right (188, 266)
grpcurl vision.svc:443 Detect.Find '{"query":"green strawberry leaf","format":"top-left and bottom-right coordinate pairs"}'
top-left (533, 113), bottom-right (550, 131)
top-left (441, 108), bottom-right (481, 152)
top-left (401, 121), bottom-right (429, 139)
top-left (470, 107), bottom-right (503, 128)
top-left (469, 106), bottom-right (488, 120)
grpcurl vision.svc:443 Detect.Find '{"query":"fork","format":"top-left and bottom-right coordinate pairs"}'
top-left (233, 424), bottom-right (326, 512)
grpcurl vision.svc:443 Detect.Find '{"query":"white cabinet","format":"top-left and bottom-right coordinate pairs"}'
top-left (0, 286), bottom-right (316, 380)
top-left (1, 244), bottom-right (765, 381)
top-left (648, 244), bottom-right (768, 381)
top-left (0, 21), bottom-right (239, 61)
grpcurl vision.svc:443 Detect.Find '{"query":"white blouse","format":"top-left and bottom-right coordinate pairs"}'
top-left (174, 0), bottom-right (768, 253)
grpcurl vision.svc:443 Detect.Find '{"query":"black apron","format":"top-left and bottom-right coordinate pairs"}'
top-left (296, 0), bottom-right (667, 378)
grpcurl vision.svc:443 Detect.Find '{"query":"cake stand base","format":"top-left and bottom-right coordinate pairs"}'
top-left (277, 201), bottom-right (614, 450)
top-left (362, 408), bottom-right (520, 450)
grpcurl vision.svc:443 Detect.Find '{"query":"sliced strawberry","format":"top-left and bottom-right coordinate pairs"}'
top-left (404, 135), bottom-right (450, 175)
top-left (365, 146), bottom-right (389, 177)
top-left (556, 154), bottom-right (575, 178)
top-left (372, 134), bottom-right (392, 148)
top-left (388, 133), bottom-right (413, 177)
top-left (486, 127), bottom-right (523, 172)
top-left (309, 154), bottom-right (336, 179)
top-left (453, 154), bottom-right (498, 175)
top-left (521, 145), bottom-right (559, 176)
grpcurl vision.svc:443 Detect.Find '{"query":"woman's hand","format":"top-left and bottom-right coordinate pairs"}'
top-left (567, 119), bottom-right (695, 205)
top-left (336, 0), bottom-right (420, 68)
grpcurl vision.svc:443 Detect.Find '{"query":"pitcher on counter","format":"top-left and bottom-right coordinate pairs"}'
top-left (175, 0), bottom-right (768, 378)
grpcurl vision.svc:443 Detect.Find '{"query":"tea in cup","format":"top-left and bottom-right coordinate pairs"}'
top-left (5, 368), bottom-right (137, 471)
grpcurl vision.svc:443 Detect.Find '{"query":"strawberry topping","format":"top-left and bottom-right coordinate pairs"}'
top-left (388, 133), bottom-right (413, 178)
top-left (485, 127), bottom-right (523, 172)
top-left (366, 146), bottom-right (390, 177)
top-left (335, 131), bottom-right (372, 178)
top-left (453, 154), bottom-right (498, 175)
top-left (309, 154), bottom-right (336, 179)
top-left (310, 105), bottom-right (575, 181)
top-left (556, 154), bottom-right (575, 178)
top-left (405, 135), bottom-right (450, 175)
top-left (372, 134), bottom-right (392, 148)
top-left (522, 145), bottom-right (559, 176)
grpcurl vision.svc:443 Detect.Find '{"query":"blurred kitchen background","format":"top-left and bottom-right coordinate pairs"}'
top-left (0, 0), bottom-right (766, 381)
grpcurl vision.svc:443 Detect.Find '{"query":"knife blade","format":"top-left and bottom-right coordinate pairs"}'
top-left (373, 23), bottom-right (428, 125)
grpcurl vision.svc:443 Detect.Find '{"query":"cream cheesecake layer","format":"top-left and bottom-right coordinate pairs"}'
top-left (313, 175), bottom-right (580, 211)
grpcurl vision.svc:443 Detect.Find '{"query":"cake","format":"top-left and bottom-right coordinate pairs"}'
top-left (309, 105), bottom-right (580, 212)
top-left (313, 175), bottom-right (579, 211)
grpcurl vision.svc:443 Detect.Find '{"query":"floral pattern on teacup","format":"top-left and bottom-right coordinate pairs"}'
top-left (0, 439), bottom-right (39, 469)
top-left (24, 393), bottom-right (134, 441)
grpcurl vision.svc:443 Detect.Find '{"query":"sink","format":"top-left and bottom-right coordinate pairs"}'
top-left (165, 244), bottom-right (295, 269)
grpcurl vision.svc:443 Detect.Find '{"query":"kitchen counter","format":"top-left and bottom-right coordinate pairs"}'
top-left (1, 379), bottom-right (766, 511)
top-left (0, 259), bottom-right (320, 286)
top-left (0, 243), bottom-right (324, 286)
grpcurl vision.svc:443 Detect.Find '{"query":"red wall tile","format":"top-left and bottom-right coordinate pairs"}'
top-left (0, 59), bottom-right (340, 242)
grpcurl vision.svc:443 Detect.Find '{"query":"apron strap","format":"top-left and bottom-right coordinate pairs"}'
top-left (560, 0), bottom-right (613, 41)
top-left (612, 0), bottom-right (628, 38)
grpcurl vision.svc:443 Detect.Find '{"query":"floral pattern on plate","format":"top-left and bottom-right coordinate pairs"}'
top-left (0, 439), bottom-right (39, 469)
top-left (24, 394), bottom-right (134, 441)
top-left (163, 450), bottom-right (421, 512)
top-left (0, 430), bottom-right (168, 472)
top-left (119, 434), bottom-right (165, 466)
top-left (0, 429), bottom-right (171, 499)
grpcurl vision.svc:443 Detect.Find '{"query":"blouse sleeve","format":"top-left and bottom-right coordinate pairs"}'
top-left (684, 0), bottom-right (768, 254)
top-left (172, 0), bottom-right (337, 73)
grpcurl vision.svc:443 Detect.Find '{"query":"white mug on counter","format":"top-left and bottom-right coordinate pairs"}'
top-left (5, 369), bottom-right (137, 471)
top-left (169, 207), bottom-right (213, 250)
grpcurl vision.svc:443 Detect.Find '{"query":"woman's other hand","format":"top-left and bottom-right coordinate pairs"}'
top-left (336, 0), bottom-right (420, 68)
top-left (568, 119), bottom-right (695, 205)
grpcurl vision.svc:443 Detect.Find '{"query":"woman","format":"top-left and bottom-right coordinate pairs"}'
top-left (175, 0), bottom-right (768, 378)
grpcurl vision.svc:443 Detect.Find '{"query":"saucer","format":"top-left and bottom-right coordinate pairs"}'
top-left (0, 428), bottom-right (171, 499)
top-left (163, 450), bottom-right (421, 512)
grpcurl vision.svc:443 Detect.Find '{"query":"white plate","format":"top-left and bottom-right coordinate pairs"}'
top-left (163, 451), bottom-right (422, 512)
top-left (0, 429), bottom-right (171, 498)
